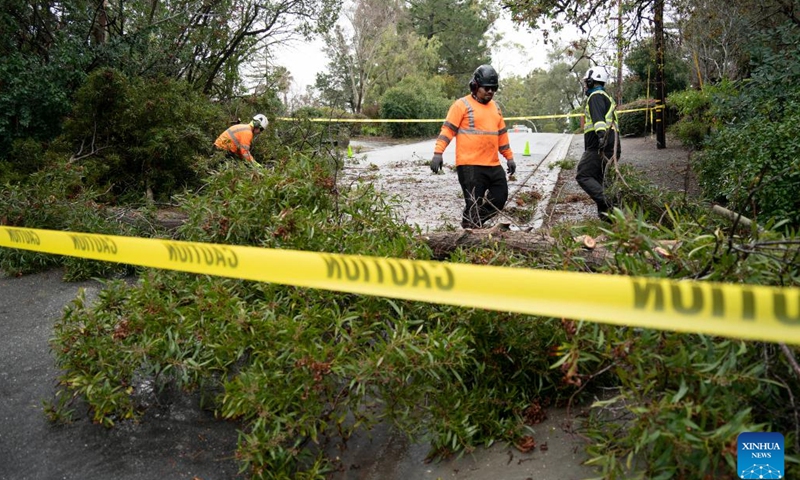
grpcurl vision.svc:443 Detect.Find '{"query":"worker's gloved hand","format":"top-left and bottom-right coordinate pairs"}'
top-left (506, 159), bottom-right (516, 176)
top-left (597, 130), bottom-right (607, 150)
top-left (430, 153), bottom-right (444, 173)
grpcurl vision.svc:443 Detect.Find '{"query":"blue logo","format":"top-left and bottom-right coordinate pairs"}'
top-left (737, 432), bottom-right (784, 479)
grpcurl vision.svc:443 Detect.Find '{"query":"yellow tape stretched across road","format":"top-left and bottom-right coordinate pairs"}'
top-left (2, 226), bottom-right (798, 345)
top-left (275, 106), bottom-right (663, 123)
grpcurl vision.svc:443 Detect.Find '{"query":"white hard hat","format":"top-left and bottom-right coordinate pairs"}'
top-left (583, 67), bottom-right (611, 84)
top-left (252, 114), bottom-right (268, 129)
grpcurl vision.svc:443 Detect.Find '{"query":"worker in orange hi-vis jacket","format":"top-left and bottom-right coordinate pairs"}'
top-left (214, 114), bottom-right (268, 163)
top-left (430, 65), bottom-right (516, 229)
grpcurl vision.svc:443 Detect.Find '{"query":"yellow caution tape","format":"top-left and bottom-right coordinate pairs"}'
top-left (3, 226), bottom-right (796, 345)
top-left (276, 106), bottom-right (663, 123)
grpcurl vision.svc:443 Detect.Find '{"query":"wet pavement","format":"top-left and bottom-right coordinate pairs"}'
top-left (0, 270), bottom-right (243, 480)
top-left (327, 407), bottom-right (596, 480)
top-left (347, 133), bottom-right (570, 233)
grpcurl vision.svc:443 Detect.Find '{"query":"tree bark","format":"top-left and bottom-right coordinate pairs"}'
top-left (654, 0), bottom-right (666, 149)
top-left (420, 225), bottom-right (611, 269)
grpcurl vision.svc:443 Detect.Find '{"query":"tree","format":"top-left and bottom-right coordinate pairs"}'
top-left (406, 0), bottom-right (497, 81)
top-left (0, 0), bottom-right (341, 160)
top-left (624, 37), bottom-right (689, 102)
top-left (318, 0), bottom-right (406, 114)
top-left (498, 51), bottom-right (584, 133)
top-left (672, 0), bottom-right (753, 85)
top-left (367, 28), bottom-right (440, 105)
top-left (501, 0), bottom-right (671, 143)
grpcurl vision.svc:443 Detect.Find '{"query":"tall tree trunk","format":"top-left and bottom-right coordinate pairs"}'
top-left (616, 0), bottom-right (623, 105)
top-left (654, 0), bottom-right (666, 149)
top-left (92, 0), bottom-right (108, 45)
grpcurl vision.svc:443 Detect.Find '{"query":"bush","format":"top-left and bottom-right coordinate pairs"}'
top-left (0, 138), bottom-right (47, 183)
top-left (0, 51), bottom-right (86, 160)
top-left (686, 25), bottom-right (800, 228)
top-left (617, 99), bottom-right (657, 137)
top-left (380, 77), bottom-right (450, 138)
top-left (59, 68), bottom-right (223, 203)
top-left (667, 84), bottom-right (738, 149)
top-left (694, 110), bottom-right (800, 226)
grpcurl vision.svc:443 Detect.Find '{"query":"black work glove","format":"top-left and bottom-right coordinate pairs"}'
top-left (597, 130), bottom-right (607, 150)
top-left (506, 159), bottom-right (516, 176)
top-left (430, 153), bottom-right (444, 173)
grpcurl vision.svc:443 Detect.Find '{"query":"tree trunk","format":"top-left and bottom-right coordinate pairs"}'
top-left (421, 225), bottom-right (611, 269)
top-left (654, 0), bottom-right (667, 149)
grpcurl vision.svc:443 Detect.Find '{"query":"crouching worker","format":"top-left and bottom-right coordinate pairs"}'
top-left (214, 114), bottom-right (268, 163)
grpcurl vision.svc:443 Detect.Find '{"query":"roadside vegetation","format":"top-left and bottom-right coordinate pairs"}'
top-left (2, 0), bottom-right (799, 478)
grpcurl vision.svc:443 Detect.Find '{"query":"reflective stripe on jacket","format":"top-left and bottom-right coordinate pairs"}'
top-left (214, 124), bottom-right (254, 162)
top-left (583, 88), bottom-right (619, 152)
top-left (434, 95), bottom-right (513, 167)
top-left (583, 89), bottom-right (618, 134)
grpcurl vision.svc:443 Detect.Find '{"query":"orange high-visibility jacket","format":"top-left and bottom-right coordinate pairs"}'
top-left (214, 124), bottom-right (254, 162)
top-left (434, 95), bottom-right (513, 166)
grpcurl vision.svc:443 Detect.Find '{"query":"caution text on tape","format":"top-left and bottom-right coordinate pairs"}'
top-left (2, 226), bottom-right (798, 345)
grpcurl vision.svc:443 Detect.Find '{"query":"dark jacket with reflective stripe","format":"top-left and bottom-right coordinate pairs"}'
top-left (434, 95), bottom-right (513, 166)
top-left (583, 88), bottom-right (619, 152)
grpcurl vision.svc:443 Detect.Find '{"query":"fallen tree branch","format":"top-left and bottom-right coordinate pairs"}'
top-left (780, 343), bottom-right (800, 380)
top-left (420, 225), bottom-right (611, 269)
top-left (711, 204), bottom-right (760, 230)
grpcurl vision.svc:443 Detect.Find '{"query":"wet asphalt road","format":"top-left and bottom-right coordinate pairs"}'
top-left (0, 270), bottom-right (243, 480)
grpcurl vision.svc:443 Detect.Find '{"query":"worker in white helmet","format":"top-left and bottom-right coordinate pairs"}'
top-left (576, 67), bottom-right (621, 221)
top-left (214, 114), bottom-right (268, 163)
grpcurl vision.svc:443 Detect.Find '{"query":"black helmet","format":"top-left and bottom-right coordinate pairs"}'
top-left (470, 64), bottom-right (499, 91)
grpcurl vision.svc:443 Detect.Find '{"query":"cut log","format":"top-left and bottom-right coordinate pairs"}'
top-left (711, 204), bottom-right (760, 230)
top-left (421, 228), bottom-right (612, 269)
top-left (421, 228), bottom-right (683, 271)
top-left (573, 235), bottom-right (597, 249)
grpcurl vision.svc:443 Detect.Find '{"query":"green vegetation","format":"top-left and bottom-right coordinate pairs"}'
top-left (379, 77), bottom-right (451, 138)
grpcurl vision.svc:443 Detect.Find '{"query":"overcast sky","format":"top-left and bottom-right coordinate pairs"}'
top-left (272, 14), bottom-right (575, 94)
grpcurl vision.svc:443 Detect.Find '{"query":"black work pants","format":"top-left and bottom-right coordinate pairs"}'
top-left (456, 165), bottom-right (508, 228)
top-left (576, 149), bottom-right (612, 216)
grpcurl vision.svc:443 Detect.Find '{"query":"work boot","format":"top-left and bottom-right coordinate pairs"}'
top-left (597, 202), bottom-right (614, 223)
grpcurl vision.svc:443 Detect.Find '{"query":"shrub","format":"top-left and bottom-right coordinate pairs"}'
top-left (0, 138), bottom-right (47, 183)
top-left (0, 51), bottom-right (86, 160)
top-left (59, 68), bottom-right (223, 203)
top-left (694, 110), bottom-right (800, 226)
top-left (667, 83), bottom-right (738, 149)
top-left (379, 77), bottom-right (450, 138)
